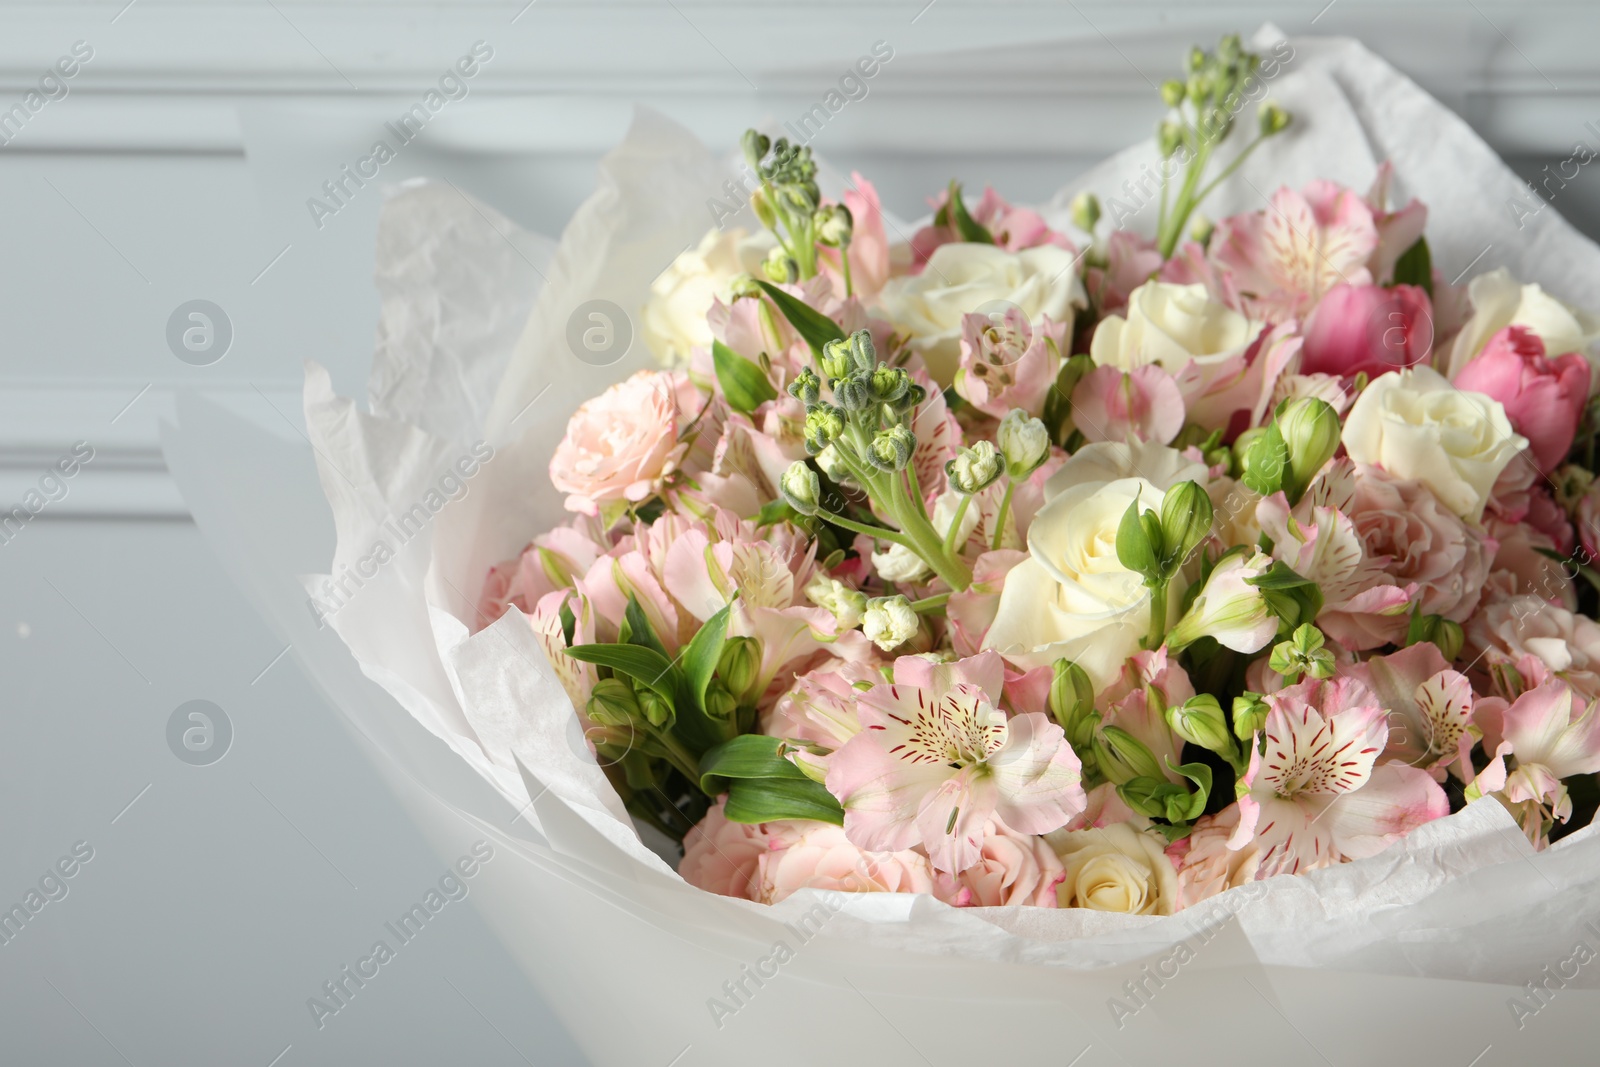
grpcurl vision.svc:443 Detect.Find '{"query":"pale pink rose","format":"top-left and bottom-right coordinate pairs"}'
top-left (932, 820), bottom-right (1064, 908)
top-left (1071, 364), bottom-right (1185, 445)
top-left (953, 307), bottom-right (1058, 418)
top-left (825, 651), bottom-right (1086, 873)
top-left (680, 799), bottom-right (787, 900)
top-left (549, 370), bottom-right (694, 518)
top-left (757, 822), bottom-right (934, 904)
top-left (1453, 325), bottom-right (1591, 472)
top-left (1086, 231), bottom-right (1164, 317)
top-left (1483, 516), bottom-right (1576, 610)
top-left (1347, 465), bottom-right (1494, 625)
top-left (1300, 283), bottom-right (1433, 379)
top-left (1172, 806), bottom-right (1261, 909)
top-left (1209, 180), bottom-right (1380, 322)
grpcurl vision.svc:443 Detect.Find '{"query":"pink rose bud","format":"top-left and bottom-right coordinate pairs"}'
top-left (1300, 283), bottom-right (1433, 379)
top-left (1454, 325), bottom-right (1591, 472)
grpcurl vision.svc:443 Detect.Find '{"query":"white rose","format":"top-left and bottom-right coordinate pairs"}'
top-left (1047, 821), bottom-right (1177, 915)
top-left (1341, 366), bottom-right (1527, 522)
top-left (984, 442), bottom-right (1203, 688)
top-left (641, 227), bottom-right (775, 366)
top-left (1090, 282), bottom-right (1262, 427)
top-left (878, 242), bottom-right (1086, 386)
top-left (1445, 267), bottom-right (1600, 381)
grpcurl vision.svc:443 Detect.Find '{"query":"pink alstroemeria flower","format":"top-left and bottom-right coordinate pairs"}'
top-left (1210, 181), bottom-right (1380, 323)
top-left (1476, 679), bottom-right (1600, 827)
top-left (1071, 364), bottom-right (1186, 445)
top-left (825, 651), bottom-right (1087, 873)
top-left (1230, 676), bottom-right (1448, 877)
top-left (953, 307), bottom-right (1058, 419)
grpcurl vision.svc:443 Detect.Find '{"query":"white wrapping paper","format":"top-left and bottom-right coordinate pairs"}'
top-left (165, 29), bottom-right (1600, 1065)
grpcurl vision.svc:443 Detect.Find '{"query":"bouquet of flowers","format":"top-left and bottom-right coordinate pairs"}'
top-left (481, 33), bottom-right (1600, 915)
top-left (166, 27), bottom-right (1600, 1065)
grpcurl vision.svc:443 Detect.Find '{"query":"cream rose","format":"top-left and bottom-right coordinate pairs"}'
top-left (1445, 267), bottom-right (1600, 381)
top-left (982, 442), bottom-right (1203, 687)
top-left (1048, 821), bottom-right (1178, 915)
top-left (1341, 366), bottom-right (1526, 522)
top-left (878, 242), bottom-right (1085, 385)
top-left (641, 227), bottom-right (774, 366)
top-left (1091, 281), bottom-right (1259, 375)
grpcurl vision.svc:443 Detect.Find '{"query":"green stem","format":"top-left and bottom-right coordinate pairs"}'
top-left (889, 469), bottom-right (972, 591)
top-left (1158, 137), bottom-right (1215, 258)
top-left (816, 508), bottom-right (912, 548)
top-left (1145, 580), bottom-right (1169, 651)
top-left (990, 480), bottom-right (1017, 551)
top-left (942, 495), bottom-right (972, 555)
top-left (840, 245), bottom-right (854, 298)
top-left (649, 729), bottom-right (702, 782)
top-left (1193, 133), bottom-right (1269, 205)
top-left (910, 592), bottom-right (951, 614)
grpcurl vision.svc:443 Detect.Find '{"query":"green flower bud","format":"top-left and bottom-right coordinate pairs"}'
top-left (865, 424), bottom-right (916, 472)
top-left (814, 443), bottom-right (848, 480)
top-left (997, 409), bottom-right (1050, 479)
top-left (1094, 726), bottom-right (1164, 786)
top-left (586, 677), bottom-right (641, 728)
top-left (717, 636), bottom-right (763, 704)
top-left (1188, 212), bottom-right (1215, 247)
top-left (892, 382), bottom-right (928, 415)
top-left (1232, 692), bottom-right (1269, 741)
top-left (1115, 498), bottom-right (1162, 582)
top-left (1168, 694), bottom-right (1236, 756)
top-left (946, 440), bottom-right (1003, 494)
top-left (1187, 45), bottom-right (1206, 73)
top-left (1161, 79), bottom-right (1186, 108)
top-left (847, 329), bottom-right (878, 374)
top-left (1158, 480), bottom-right (1214, 573)
top-left (820, 336), bottom-right (854, 379)
top-left (762, 245), bottom-right (797, 284)
top-left (869, 366), bottom-right (910, 404)
top-left (1276, 397), bottom-right (1340, 499)
top-left (1238, 423), bottom-right (1287, 497)
top-left (833, 374), bottom-right (872, 412)
top-left (1069, 191), bottom-right (1101, 233)
top-left (1217, 34), bottom-right (1243, 63)
top-left (787, 366), bottom-right (822, 406)
top-left (1048, 658), bottom-right (1096, 743)
top-left (780, 461), bottom-right (822, 516)
top-left (637, 686), bottom-right (675, 729)
top-left (1258, 101), bottom-right (1291, 137)
top-left (1269, 623), bottom-right (1335, 682)
top-left (803, 405), bottom-right (846, 454)
top-left (750, 187), bottom-right (777, 230)
top-left (780, 183), bottom-right (818, 216)
top-left (701, 681), bottom-right (737, 721)
top-left (729, 272), bottom-right (763, 301)
top-left (741, 129), bottom-right (771, 170)
top-left (1436, 619), bottom-right (1465, 662)
top-left (805, 574), bottom-right (867, 630)
top-left (1157, 119), bottom-right (1183, 158)
top-left (815, 203), bottom-right (853, 247)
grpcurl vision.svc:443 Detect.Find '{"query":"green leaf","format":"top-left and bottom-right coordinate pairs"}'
top-left (697, 733), bottom-right (805, 794)
top-left (557, 598), bottom-right (576, 647)
top-left (947, 181), bottom-right (995, 244)
top-left (1244, 560), bottom-right (1317, 591)
top-left (756, 499), bottom-right (800, 528)
top-left (1116, 499), bottom-right (1159, 579)
top-left (564, 643), bottom-right (681, 701)
top-left (724, 777), bottom-right (844, 825)
top-left (712, 340), bottom-right (778, 414)
top-left (755, 280), bottom-right (845, 355)
top-left (1390, 236), bottom-right (1433, 297)
top-left (621, 595), bottom-right (668, 659)
top-left (1169, 761), bottom-right (1213, 822)
top-left (682, 599), bottom-right (735, 711)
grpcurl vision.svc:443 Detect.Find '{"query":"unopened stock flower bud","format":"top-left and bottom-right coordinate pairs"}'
top-left (946, 441), bottom-right (1003, 494)
top-left (780, 461), bottom-right (821, 516)
top-left (997, 409), bottom-right (1050, 479)
top-left (862, 595), bottom-right (919, 652)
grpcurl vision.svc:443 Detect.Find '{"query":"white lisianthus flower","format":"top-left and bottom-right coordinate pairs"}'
top-left (862, 595), bottom-right (919, 651)
top-left (878, 243), bottom-right (1085, 386)
top-left (1047, 821), bottom-right (1178, 915)
top-left (1341, 366), bottom-right (1527, 521)
top-left (1444, 267), bottom-right (1600, 380)
top-left (1167, 549), bottom-right (1277, 653)
top-left (640, 227), bottom-right (775, 366)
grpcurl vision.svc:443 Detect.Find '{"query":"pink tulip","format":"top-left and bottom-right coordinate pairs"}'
top-left (1300, 283), bottom-right (1433, 379)
top-left (1454, 325), bottom-right (1591, 472)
